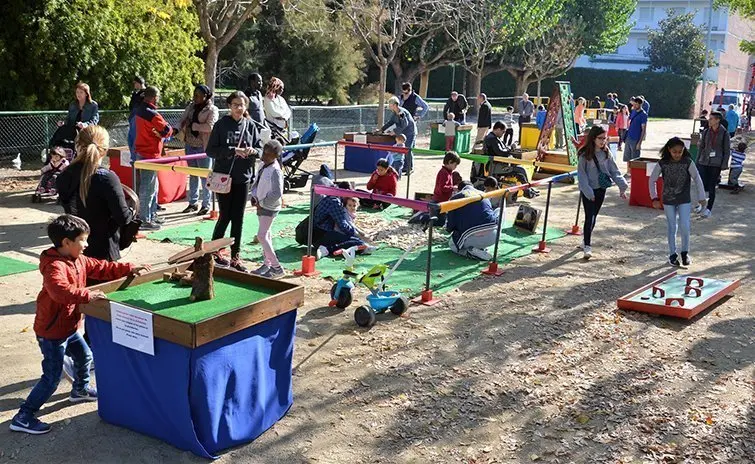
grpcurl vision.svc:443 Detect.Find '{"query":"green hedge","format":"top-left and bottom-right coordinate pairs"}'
top-left (424, 66), bottom-right (697, 118)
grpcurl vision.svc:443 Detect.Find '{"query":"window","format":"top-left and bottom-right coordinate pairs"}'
top-left (639, 7), bottom-right (653, 21)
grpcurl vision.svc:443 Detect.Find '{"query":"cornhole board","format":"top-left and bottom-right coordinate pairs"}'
top-left (617, 271), bottom-right (740, 319)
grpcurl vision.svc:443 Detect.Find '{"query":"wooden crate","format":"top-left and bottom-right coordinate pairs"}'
top-left (80, 265), bottom-right (304, 348)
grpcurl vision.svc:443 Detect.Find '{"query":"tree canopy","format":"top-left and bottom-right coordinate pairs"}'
top-left (644, 10), bottom-right (717, 77)
top-left (0, 0), bottom-right (204, 111)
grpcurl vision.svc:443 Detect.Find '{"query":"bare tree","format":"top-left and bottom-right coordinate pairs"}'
top-left (338, 0), bottom-right (448, 126)
top-left (194, 0), bottom-right (263, 90)
top-left (390, 27), bottom-right (460, 97)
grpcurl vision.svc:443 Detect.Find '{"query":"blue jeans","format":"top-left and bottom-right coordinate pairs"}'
top-left (19, 332), bottom-right (92, 416)
top-left (127, 115), bottom-right (137, 162)
top-left (663, 203), bottom-right (691, 255)
top-left (317, 229), bottom-right (365, 254)
top-left (137, 154), bottom-right (158, 223)
top-left (391, 158), bottom-right (404, 180)
top-left (404, 133), bottom-right (416, 172)
top-left (623, 137), bottom-right (641, 162)
top-left (185, 145), bottom-right (212, 209)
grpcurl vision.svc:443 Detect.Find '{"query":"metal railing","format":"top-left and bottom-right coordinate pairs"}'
top-left (0, 104), bottom-right (445, 162)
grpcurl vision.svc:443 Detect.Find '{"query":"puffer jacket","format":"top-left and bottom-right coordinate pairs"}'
top-left (34, 248), bottom-right (133, 340)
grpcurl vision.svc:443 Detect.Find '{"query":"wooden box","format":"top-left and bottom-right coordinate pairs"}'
top-left (80, 264), bottom-right (304, 348)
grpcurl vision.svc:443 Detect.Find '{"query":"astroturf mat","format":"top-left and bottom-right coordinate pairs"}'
top-left (108, 277), bottom-right (277, 323)
top-left (0, 255), bottom-right (37, 277)
top-left (147, 204), bottom-right (565, 297)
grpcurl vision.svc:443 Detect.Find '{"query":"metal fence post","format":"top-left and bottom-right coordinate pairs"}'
top-left (43, 115), bottom-right (50, 155)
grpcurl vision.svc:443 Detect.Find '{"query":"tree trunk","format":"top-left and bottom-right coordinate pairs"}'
top-left (469, 72), bottom-right (482, 116)
top-left (512, 72), bottom-right (533, 112)
top-left (419, 71), bottom-right (430, 98)
top-left (377, 64), bottom-right (387, 128)
top-left (204, 41), bottom-right (219, 92)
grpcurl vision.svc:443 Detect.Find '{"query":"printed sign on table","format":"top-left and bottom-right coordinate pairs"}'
top-left (110, 302), bottom-right (154, 355)
top-left (354, 134), bottom-right (367, 144)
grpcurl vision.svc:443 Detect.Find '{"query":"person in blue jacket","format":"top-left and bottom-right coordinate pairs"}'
top-left (380, 96), bottom-right (417, 174)
top-left (62, 82), bottom-right (99, 130)
top-left (446, 182), bottom-right (499, 261)
top-left (725, 104), bottom-right (740, 138)
top-left (398, 82), bottom-right (429, 121)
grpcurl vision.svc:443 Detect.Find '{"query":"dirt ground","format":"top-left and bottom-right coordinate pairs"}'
top-left (0, 120), bottom-right (752, 463)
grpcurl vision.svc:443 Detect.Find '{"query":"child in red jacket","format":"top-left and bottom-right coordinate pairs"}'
top-left (362, 158), bottom-right (398, 209)
top-left (10, 215), bottom-right (149, 435)
top-left (433, 151), bottom-right (461, 203)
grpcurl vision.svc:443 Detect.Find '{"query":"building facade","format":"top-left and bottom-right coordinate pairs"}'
top-left (574, 1), bottom-right (754, 92)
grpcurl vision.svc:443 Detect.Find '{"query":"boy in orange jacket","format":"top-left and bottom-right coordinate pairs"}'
top-left (10, 215), bottom-right (149, 435)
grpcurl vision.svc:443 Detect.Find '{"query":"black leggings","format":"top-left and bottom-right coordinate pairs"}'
top-left (582, 188), bottom-right (606, 247)
top-left (697, 164), bottom-right (721, 211)
top-left (212, 183), bottom-right (249, 257)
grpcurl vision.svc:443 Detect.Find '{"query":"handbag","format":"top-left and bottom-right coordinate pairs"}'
top-left (593, 156), bottom-right (613, 189)
top-left (206, 120), bottom-right (247, 194)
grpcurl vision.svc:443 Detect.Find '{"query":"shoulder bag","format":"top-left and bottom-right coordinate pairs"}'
top-left (593, 155), bottom-right (614, 189)
top-left (206, 119), bottom-right (247, 194)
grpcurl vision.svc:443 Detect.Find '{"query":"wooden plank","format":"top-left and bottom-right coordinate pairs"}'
top-left (213, 266), bottom-right (300, 292)
top-left (80, 299), bottom-right (195, 348)
top-left (167, 237), bottom-right (234, 264)
top-left (88, 263), bottom-right (191, 294)
top-left (542, 152), bottom-right (570, 165)
top-left (194, 285), bottom-right (304, 347)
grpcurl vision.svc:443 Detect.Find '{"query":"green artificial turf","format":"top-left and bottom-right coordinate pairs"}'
top-left (107, 277), bottom-right (277, 323)
top-left (0, 255), bottom-right (37, 277)
top-left (147, 204), bottom-right (565, 297)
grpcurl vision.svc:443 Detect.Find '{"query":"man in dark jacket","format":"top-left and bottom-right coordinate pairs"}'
top-left (444, 91), bottom-right (468, 124)
top-left (398, 82), bottom-right (429, 121)
top-left (476, 93), bottom-right (492, 142)
top-left (244, 72), bottom-right (266, 125)
top-left (696, 111), bottom-right (731, 218)
top-left (127, 76), bottom-right (145, 159)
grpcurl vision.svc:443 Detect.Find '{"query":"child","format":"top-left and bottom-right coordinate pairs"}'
top-left (615, 104), bottom-right (629, 150)
top-left (649, 137), bottom-right (706, 267)
top-left (363, 158), bottom-right (398, 208)
top-left (250, 140), bottom-right (285, 279)
top-left (386, 133), bottom-right (407, 180)
top-left (728, 141), bottom-right (747, 193)
top-left (483, 176), bottom-right (501, 208)
top-left (332, 197), bottom-right (374, 253)
top-left (535, 105), bottom-right (547, 130)
top-left (698, 110), bottom-right (709, 132)
top-left (10, 215), bottom-right (148, 435)
top-left (444, 112), bottom-right (461, 151)
top-left (433, 151), bottom-right (461, 204)
top-left (37, 147), bottom-right (69, 196)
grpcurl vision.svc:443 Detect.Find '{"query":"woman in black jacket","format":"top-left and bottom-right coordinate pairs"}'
top-left (57, 125), bottom-right (134, 262)
top-left (206, 91), bottom-right (263, 272)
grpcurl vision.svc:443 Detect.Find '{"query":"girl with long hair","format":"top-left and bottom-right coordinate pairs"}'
top-left (649, 138), bottom-right (706, 266)
top-left (207, 91), bottom-right (263, 272)
top-left (576, 126), bottom-right (628, 259)
top-left (63, 82), bottom-right (100, 129)
top-left (56, 125), bottom-right (133, 262)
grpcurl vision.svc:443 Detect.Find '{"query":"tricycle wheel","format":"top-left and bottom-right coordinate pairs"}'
top-left (390, 296), bottom-right (410, 316)
top-left (330, 283), bottom-right (353, 309)
top-left (354, 305), bottom-right (376, 327)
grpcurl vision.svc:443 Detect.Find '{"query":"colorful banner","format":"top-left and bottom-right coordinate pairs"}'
top-left (557, 81), bottom-right (578, 165)
top-left (536, 87), bottom-right (562, 161)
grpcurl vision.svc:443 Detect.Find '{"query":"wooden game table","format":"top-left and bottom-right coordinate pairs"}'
top-left (81, 265), bottom-right (304, 458)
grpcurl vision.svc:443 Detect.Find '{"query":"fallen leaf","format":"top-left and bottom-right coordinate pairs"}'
top-left (20, 327), bottom-right (29, 333)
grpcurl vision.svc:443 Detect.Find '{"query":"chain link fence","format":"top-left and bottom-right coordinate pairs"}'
top-left (0, 104), bottom-right (445, 165)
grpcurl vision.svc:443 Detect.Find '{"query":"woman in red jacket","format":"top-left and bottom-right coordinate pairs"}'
top-left (361, 158), bottom-right (398, 209)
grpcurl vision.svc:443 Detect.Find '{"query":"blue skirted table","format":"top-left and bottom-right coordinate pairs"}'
top-left (81, 266), bottom-right (304, 458)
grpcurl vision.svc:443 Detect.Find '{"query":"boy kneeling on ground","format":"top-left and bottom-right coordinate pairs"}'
top-left (10, 215), bottom-right (149, 435)
top-left (446, 181), bottom-right (499, 261)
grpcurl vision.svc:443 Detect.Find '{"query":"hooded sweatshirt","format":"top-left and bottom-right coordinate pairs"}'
top-left (206, 115), bottom-right (262, 184)
top-left (34, 248), bottom-right (133, 340)
top-left (250, 161), bottom-right (283, 212)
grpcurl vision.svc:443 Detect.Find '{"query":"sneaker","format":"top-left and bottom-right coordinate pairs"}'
top-left (69, 385), bottom-right (98, 403)
top-left (182, 204), bottom-right (199, 213)
top-left (139, 222), bottom-right (161, 231)
top-left (361, 245), bottom-right (377, 255)
top-left (316, 245), bottom-right (329, 261)
top-left (154, 215), bottom-right (165, 225)
top-left (9, 413), bottom-right (51, 435)
top-left (251, 264), bottom-right (270, 276)
top-left (693, 204), bottom-right (704, 214)
top-left (213, 252), bottom-right (230, 267)
top-left (466, 247), bottom-right (493, 261)
top-left (668, 253), bottom-right (681, 267)
top-left (699, 208), bottom-right (712, 219)
top-left (229, 257), bottom-right (248, 273)
top-left (681, 252), bottom-right (691, 267)
top-left (583, 246), bottom-right (592, 260)
top-left (61, 355), bottom-right (75, 383)
top-left (264, 266), bottom-right (285, 279)
top-left (157, 205), bottom-right (166, 211)
top-left (197, 207), bottom-right (210, 216)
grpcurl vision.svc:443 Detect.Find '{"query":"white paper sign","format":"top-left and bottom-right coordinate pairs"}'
top-left (110, 302), bottom-right (154, 355)
top-left (120, 149), bottom-right (132, 168)
top-left (354, 134), bottom-right (367, 144)
top-left (437, 124), bottom-right (445, 135)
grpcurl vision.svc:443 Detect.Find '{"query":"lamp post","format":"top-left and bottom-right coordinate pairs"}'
top-left (697, 0), bottom-right (714, 128)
